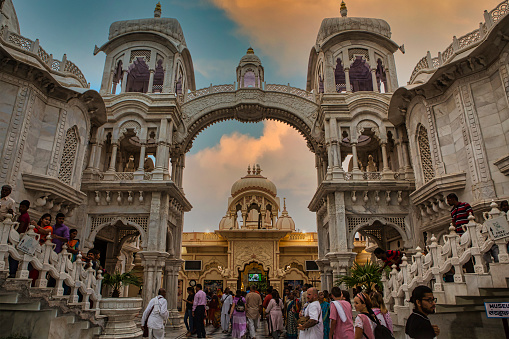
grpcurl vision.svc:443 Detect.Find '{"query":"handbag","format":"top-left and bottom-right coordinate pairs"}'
top-left (361, 313), bottom-right (394, 339)
top-left (142, 305), bottom-right (154, 338)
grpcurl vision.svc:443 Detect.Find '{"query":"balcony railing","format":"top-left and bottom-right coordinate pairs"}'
top-left (343, 171), bottom-right (402, 181)
top-left (0, 220), bottom-right (102, 312)
top-left (0, 27), bottom-right (89, 88)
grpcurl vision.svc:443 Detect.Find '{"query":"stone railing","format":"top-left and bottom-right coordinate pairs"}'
top-left (343, 171), bottom-right (385, 180)
top-left (408, 0), bottom-right (509, 84)
top-left (0, 26), bottom-right (89, 88)
top-left (0, 219), bottom-right (103, 312)
top-left (99, 172), bottom-right (155, 181)
top-left (184, 83), bottom-right (314, 102)
top-left (383, 201), bottom-right (509, 322)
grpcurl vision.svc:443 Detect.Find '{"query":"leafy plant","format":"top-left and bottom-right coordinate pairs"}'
top-left (334, 260), bottom-right (384, 293)
top-left (102, 271), bottom-right (142, 297)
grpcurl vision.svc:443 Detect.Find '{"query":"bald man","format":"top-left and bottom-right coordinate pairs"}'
top-left (142, 288), bottom-right (169, 339)
top-left (298, 287), bottom-right (323, 339)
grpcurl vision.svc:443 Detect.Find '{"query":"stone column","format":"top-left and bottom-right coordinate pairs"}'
top-left (329, 118), bottom-right (344, 180)
top-left (148, 69), bottom-right (155, 93)
top-left (121, 71), bottom-right (128, 93)
top-left (324, 119), bottom-right (333, 180)
top-left (381, 142), bottom-right (393, 180)
top-left (351, 142), bottom-right (363, 180)
top-left (153, 119), bottom-right (168, 180)
top-left (344, 68), bottom-right (351, 93)
top-left (134, 142), bottom-right (146, 180)
top-left (326, 269), bottom-right (334, 291)
top-left (107, 142), bottom-right (119, 172)
top-left (139, 251), bottom-right (169, 308)
top-left (165, 258), bottom-right (183, 329)
top-left (371, 69), bottom-right (378, 92)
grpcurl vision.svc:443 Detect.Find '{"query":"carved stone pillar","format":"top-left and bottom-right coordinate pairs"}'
top-left (351, 142), bottom-right (363, 180)
top-left (107, 143), bottom-right (118, 172)
top-left (148, 69), bottom-right (155, 93)
top-left (139, 251), bottom-right (169, 308)
top-left (165, 258), bottom-right (183, 329)
top-left (121, 71), bottom-right (128, 93)
top-left (371, 69), bottom-right (378, 92)
top-left (344, 68), bottom-right (351, 93)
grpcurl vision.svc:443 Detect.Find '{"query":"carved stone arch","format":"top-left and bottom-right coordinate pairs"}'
top-left (356, 119), bottom-right (380, 138)
top-left (281, 267), bottom-right (308, 282)
top-left (199, 267), bottom-right (223, 285)
top-left (118, 120), bottom-right (142, 140)
top-left (229, 191), bottom-right (280, 213)
top-left (235, 257), bottom-right (271, 275)
top-left (88, 217), bottom-right (147, 250)
top-left (348, 47), bottom-right (370, 66)
top-left (348, 216), bottom-right (409, 250)
top-left (114, 231), bottom-right (140, 257)
top-left (178, 91), bottom-right (321, 153)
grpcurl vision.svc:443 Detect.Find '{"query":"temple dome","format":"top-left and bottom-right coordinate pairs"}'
top-left (275, 199), bottom-right (295, 231)
top-left (107, 4), bottom-right (186, 47)
top-left (238, 47), bottom-right (262, 66)
top-left (231, 165), bottom-right (277, 197)
top-left (315, 2), bottom-right (392, 46)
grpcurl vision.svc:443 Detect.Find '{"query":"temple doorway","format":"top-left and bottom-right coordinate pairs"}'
top-left (238, 262), bottom-right (269, 292)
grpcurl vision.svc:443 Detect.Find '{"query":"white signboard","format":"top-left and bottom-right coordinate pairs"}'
top-left (16, 235), bottom-right (38, 256)
top-left (485, 302), bottom-right (509, 318)
top-left (486, 215), bottom-right (509, 240)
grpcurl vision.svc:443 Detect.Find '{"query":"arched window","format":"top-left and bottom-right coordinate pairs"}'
top-left (152, 57), bottom-right (165, 93)
top-left (126, 57), bottom-right (150, 93)
top-left (244, 70), bottom-right (256, 87)
top-left (375, 58), bottom-right (388, 93)
top-left (111, 60), bottom-right (123, 94)
top-left (58, 127), bottom-right (79, 184)
top-left (334, 58), bottom-right (346, 92)
top-left (349, 56), bottom-right (373, 92)
top-left (174, 64), bottom-right (184, 94)
top-left (417, 125), bottom-right (434, 183)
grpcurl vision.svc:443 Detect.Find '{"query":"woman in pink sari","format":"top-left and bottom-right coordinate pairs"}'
top-left (266, 290), bottom-right (285, 339)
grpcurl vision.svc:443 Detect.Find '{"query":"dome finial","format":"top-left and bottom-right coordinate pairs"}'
top-left (256, 164), bottom-right (261, 175)
top-left (247, 165), bottom-right (251, 175)
top-left (340, 1), bottom-right (347, 17)
top-left (283, 197), bottom-right (287, 211)
top-left (247, 47), bottom-right (255, 54)
top-left (154, 2), bottom-right (162, 18)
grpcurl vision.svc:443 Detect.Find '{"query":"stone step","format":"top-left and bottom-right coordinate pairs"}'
top-left (0, 300), bottom-right (41, 311)
top-left (0, 292), bottom-right (19, 303)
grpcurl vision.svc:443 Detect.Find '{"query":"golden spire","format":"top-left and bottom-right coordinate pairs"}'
top-left (154, 2), bottom-right (162, 18)
top-left (340, 1), bottom-right (348, 17)
top-left (247, 47), bottom-right (255, 54)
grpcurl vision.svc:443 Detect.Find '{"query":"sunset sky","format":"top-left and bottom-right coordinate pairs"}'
top-left (14, 0), bottom-right (501, 232)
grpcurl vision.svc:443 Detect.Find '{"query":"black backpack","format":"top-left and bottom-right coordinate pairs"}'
top-left (235, 298), bottom-right (245, 312)
top-left (362, 313), bottom-right (395, 339)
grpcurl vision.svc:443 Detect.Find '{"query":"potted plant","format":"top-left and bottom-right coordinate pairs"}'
top-left (99, 271), bottom-right (143, 338)
top-left (102, 271), bottom-right (142, 297)
top-left (334, 260), bottom-right (386, 293)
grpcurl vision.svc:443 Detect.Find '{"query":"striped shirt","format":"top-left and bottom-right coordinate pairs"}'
top-left (450, 202), bottom-right (473, 234)
top-left (381, 250), bottom-right (402, 270)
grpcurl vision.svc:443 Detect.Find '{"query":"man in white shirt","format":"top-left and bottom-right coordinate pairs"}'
top-left (221, 288), bottom-right (233, 333)
top-left (142, 288), bottom-right (169, 339)
top-left (297, 287), bottom-right (323, 339)
top-left (0, 185), bottom-right (15, 221)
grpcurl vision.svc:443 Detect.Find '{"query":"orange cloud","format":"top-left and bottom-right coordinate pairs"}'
top-left (210, 0), bottom-right (500, 84)
top-left (183, 121), bottom-right (316, 231)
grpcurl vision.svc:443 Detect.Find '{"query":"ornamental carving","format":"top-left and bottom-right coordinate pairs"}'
top-left (233, 240), bottom-right (273, 272)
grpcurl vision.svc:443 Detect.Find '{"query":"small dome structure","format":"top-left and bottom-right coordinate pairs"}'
top-left (231, 165), bottom-right (277, 197)
top-left (237, 48), bottom-right (264, 89)
top-left (315, 1), bottom-right (393, 47)
top-left (275, 198), bottom-right (295, 231)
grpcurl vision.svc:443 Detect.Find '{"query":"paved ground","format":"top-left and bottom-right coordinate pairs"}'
top-left (165, 321), bottom-right (272, 339)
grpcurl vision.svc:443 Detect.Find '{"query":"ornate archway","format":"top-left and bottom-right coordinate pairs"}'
top-left (348, 216), bottom-right (410, 250)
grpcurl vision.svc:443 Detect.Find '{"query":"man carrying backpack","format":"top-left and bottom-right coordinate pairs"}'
top-left (142, 288), bottom-right (169, 339)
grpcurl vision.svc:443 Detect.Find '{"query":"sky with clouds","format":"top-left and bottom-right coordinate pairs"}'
top-left (12, 0), bottom-right (501, 232)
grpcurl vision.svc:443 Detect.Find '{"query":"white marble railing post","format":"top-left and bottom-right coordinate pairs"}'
top-left (447, 225), bottom-right (463, 283)
top-left (428, 235), bottom-right (443, 292)
top-left (465, 214), bottom-right (485, 274)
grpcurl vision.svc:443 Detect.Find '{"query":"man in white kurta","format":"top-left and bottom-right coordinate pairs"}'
top-left (221, 288), bottom-right (233, 332)
top-left (142, 288), bottom-right (169, 339)
top-left (297, 287), bottom-right (323, 339)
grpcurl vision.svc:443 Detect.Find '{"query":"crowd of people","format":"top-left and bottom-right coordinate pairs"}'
top-left (174, 282), bottom-right (441, 339)
top-left (0, 185), bottom-right (103, 281)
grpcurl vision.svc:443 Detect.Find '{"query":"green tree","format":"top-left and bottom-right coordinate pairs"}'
top-left (334, 260), bottom-right (386, 293)
top-left (102, 271), bottom-right (142, 297)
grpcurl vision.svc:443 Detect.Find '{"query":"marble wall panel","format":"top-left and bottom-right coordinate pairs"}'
top-left (33, 104), bottom-right (59, 175)
top-left (0, 81), bottom-right (19, 153)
